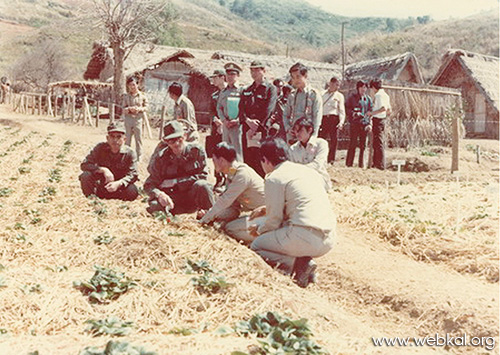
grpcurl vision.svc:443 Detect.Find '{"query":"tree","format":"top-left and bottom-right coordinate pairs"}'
top-left (92, 0), bottom-right (170, 103)
top-left (11, 40), bottom-right (70, 91)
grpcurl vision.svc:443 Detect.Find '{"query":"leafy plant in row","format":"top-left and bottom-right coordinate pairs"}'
top-left (85, 316), bottom-right (134, 337)
top-left (80, 340), bottom-right (156, 355)
top-left (185, 259), bottom-right (232, 294)
top-left (73, 265), bottom-right (137, 304)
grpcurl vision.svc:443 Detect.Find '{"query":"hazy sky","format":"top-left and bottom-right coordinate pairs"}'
top-left (304, 0), bottom-right (499, 20)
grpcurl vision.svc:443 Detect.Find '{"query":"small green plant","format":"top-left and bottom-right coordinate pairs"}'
top-left (22, 154), bottom-right (34, 164)
top-left (73, 265), bottom-right (138, 304)
top-left (93, 231), bottom-right (115, 245)
top-left (48, 168), bottom-right (62, 183)
top-left (21, 283), bottom-right (43, 294)
top-left (184, 259), bottom-right (216, 274)
top-left (0, 277), bottom-right (7, 288)
top-left (185, 259), bottom-right (231, 294)
top-left (89, 198), bottom-right (108, 216)
top-left (40, 186), bottom-right (56, 196)
top-left (18, 166), bottom-right (31, 174)
top-left (231, 312), bottom-right (327, 354)
top-left (80, 340), bottom-right (156, 355)
top-left (0, 188), bottom-right (13, 197)
top-left (46, 265), bottom-right (68, 272)
top-left (85, 316), bottom-right (134, 337)
top-left (420, 150), bottom-right (438, 157)
top-left (168, 326), bottom-right (198, 336)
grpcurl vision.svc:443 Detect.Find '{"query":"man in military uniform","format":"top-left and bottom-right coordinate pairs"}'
top-left (144, 121), bottom-right (214, 215)
top-left (208, 69), bottom-right (227, 189)
top-left (239, 60), bottom-right (277, 177)
top-left (79, 121), bottom-right (139, 201)
top-left (283, 62), bottom-right (323, 144)
top-left (122, 77), bottom-right (148, 161)
top-left (217, 62), bottom-right (243, 162)
top-left (198, 142), bottom-right (265, 242)
top-left (168, 82), bottom-right (199, 142)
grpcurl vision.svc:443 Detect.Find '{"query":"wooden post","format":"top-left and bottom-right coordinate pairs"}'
top-left (143, 112), bottom-right (153, 139)
top-left (84, 97), bottom-right (93, 127)
top-left (109, 102), bottom-right (115, 123)
top-left (451, 113), bottom-right (459, 173)
top-left (476, 145), bottom-right (480, 164)
top-left (31, 95), bottom-right (36, 115)
top-left (38, 95), bottom-right (42, 115)
top-left (71, 95), bottom-right (76, 122)
top-left (82, 97), bottom-right (88, 126)
top-left (159, 105), bottom-right (166, 139)
top-left (95, 100), bottom-right (100, 127)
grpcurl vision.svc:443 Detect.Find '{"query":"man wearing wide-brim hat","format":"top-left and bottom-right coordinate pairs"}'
top-left (216, 62), bottom-right (244, 162)
top-left (238, 59), bottom-right (277, 177)
top-left (79, 121), bottom-right (139, 201)
top-left (144, 120), bottom-right (214, 215)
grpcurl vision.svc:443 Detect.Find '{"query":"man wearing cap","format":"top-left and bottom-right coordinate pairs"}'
top-left (320, 77), bottom-right (345, 164)
top-left (208, 69), bottom-right (227, 190)
top-left (168, 82), bottom-right (199, 142)
top-left (239, 60), bottom-right (277, 177)
top-left (144, 121), bottom-right (214, 215)
top-left (79, 122), bottom-right (139, 201)
top-left (122, 77), bottom-right (148, 161)
top-left (217, 62), bottom-right (243, 162)
top-left (283, 62), bottom-right (323, 144)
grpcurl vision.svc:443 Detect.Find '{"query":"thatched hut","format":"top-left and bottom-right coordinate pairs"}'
top-left (430, 49), bottom-right (499, 139)
top-left (345, 52), bottom-right (424, 84)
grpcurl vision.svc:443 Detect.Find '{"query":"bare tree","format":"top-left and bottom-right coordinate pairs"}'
top-left (92, 0), bottom-right (169, 103)
top-left (11, 40), bottom-right (70, 91)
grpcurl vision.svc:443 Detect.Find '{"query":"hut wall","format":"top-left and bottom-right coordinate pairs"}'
top-left (187, 73), bottom-right (214, 127)
top-left (398, 62), bottom-right (419, 84)
top-left (485, 104), bottom-right (499, 139)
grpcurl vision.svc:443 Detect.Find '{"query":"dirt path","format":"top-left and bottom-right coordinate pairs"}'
top-left (0, 106), bottom-right (497, 354)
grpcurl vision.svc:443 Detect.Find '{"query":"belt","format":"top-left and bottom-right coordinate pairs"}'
top-left (323, 114), bottom-right (339, 118)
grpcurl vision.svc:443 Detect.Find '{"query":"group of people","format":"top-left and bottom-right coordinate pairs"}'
top-left (79, 61), bottom-right (392, 288)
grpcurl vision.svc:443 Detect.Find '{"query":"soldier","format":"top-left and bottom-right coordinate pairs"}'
top-left (248, 138), bottom-right (336, 288)
top-left (208, 69), bottom-right (227, 190)
top-left (289, 117), bottom-right (331, 191)
top-left (122, 76), bottom-right (148, 161)
top-left (239, 60), bottom-right (277, 177)
top-left (283, 62), bottom-right (323, 144)
top-left (320, 76), bottom-right (345, 164)
top-left (217, 62), bottom-right (243, 162)
top-left (144, 121), bottom-right (214, 215)
top-left (198, 142), bottom-right (265, 243)
top-left (168, 82), bottom-right (199, 142)
top-left (79, 121), bottom-right (139, 201)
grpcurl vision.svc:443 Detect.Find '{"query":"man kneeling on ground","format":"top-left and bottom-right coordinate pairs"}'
top-left (79, 121), bottom-right (139, 201)
top-left (144, 121), bottom-right (214, 215)
top-left (248, 138), bottom-right (336, 288)
top-left (198, 142), bottom-right (265, 242)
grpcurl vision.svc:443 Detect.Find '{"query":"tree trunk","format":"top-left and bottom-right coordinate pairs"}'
top-left (112, 42), bottom-right (126, 108)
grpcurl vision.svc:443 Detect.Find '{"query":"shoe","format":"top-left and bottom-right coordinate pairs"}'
top-left (293, 257), bottom-right (317, 288)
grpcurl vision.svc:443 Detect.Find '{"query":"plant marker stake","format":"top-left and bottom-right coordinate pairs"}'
top-left (392, 160), bottom-right (406, 186)
top-left (476, 145), bottom-right (480, 164)
top-left (453, 171), bottom-right (461, 236)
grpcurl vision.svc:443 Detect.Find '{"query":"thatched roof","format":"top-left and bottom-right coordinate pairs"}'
top-left (48, 80), bottom-right (112, 89)
top-left (430, 49), bottom-right (499, 112)
top-left (345, 52), bottom-right (424, 84)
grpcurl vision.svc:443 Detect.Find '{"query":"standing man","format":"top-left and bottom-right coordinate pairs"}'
top-left (217, 62), bottom-right (243, 162)
top-left (283, 62), bottom-right (322, 144)
top-left (248, 138), bottom-right (336, 288)
top-left (239, 60), bottom-right (277, 177)
top-left (289, 117), bottom-right (331, 191)
top-left (144, 121), bottom-right (214, 215)
top-left (168, 82), bottom-right (199, 142)
top-left (320, 77), bottom-right (345, 164)
top-left (209, 69), bottom-right (227, 189)
top-left (345, 80), bottom-right (373, 168)
top-left (79, 121), bottom-right (139, 201)
top-left (367, 79), bottom-right (391, 170)
top-left (122, 77), bottom-right (148, 161)
top-left (198, 142), bottom-right (265, 243)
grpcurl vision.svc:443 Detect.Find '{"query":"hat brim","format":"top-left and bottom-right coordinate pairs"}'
top-left (108, 129), bottom-right (126, 134)
top-left (226, 70), bottom-right (240, 74)
top-left (163, 131), bottom-right (184, 141)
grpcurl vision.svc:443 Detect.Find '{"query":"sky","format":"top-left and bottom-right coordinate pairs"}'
top-left (304, 0), bottom-right (499, 20)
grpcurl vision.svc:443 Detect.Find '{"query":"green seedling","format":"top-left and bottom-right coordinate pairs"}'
top-left (168, 327), bottom-right (198, 336)
top-left (80, 340), bottom-right (156, 355)
top-left (48, 168), bottom-right (62, 183)
top-left (184, 259), bottom-right (216, 274)
top-left (0, 188), bottom-right (13, 197)
top-left (185, 259), bottom-right (232, 294)
top-left (93, 232), bottom-right (115, 245)
top-left (18, 166), bottom-right (31, 174)
top-left (85, 316), bottom-right (134, 337)
top-left (73, 265), bottom-right (137, 304)
top-left (21, 284), bottom-right (43, 294)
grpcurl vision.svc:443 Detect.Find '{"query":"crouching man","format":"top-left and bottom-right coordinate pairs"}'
top-left (79, 121), bottom-right (139, 201)
top-left (144, 121), bottom-right (214, 215)
top-left (248, 138), bottom-right (336, 288)
top-left (198, 142), bottom-right (265, 242)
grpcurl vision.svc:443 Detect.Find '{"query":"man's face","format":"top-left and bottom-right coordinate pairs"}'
top-left (211, 75), bottom-right (225, 87)
top-left (329, 80), bottom-right (340, 92)
top-left (166, 135), bottom-right (185, 155)
top-left (250, 68), bottom-right (265, 82)
top-left (291, 71), bottom-right (306, 87)
top-left (358, 85), bottom-right (368, 96)
top-left (127, 81), bottom-right (138, 94)
top-left (226, 72), bottom-right (238, 85)
top-left (106, 132), bottom-right (125, 153)
top-left (293, 125), bottom-right (312, 144)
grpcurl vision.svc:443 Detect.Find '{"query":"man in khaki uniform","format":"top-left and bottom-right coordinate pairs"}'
top-left (122, 77), bottom-right (148, 161)
top-left (198, 142), bottom-right (265, 242)
top-left (168, 82), bottom-right (199, 142)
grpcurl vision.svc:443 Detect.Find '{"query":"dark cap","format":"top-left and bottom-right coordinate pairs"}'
top-left (126, 76), bottom-right (138, 84)
top-left (289, 62), bottom-right (308, 74)
top-left (163, 120), bottom-right (185, 141)
top-left (249, 60), bottom-right (265, 69)
top-left (224, 62), bottom-right (242, 74)
top-left (107, 121), bottom-right (126, 134)
top-left (210, 69), bottom-right (226, 77)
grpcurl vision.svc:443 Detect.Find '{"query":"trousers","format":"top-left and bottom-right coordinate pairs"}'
top-left (79, 171), bottom-right (138, 201)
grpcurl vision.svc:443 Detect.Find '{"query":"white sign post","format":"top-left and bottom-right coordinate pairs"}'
top-left (392, 160), bottom-right (406, 185)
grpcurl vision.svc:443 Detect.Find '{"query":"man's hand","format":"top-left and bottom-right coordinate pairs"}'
top-left (249, 206), bottom-right (266, 220)
top-left (157, 191), bottom-right (175, 210)
top-left (126, 106), bottom-right (138, 115)
top-left (337, 121), bottom-right (344, 129)
top-left (160, 178), bottom-right (177, 189)
top-left (226, 120), bottom-right (239, 128)
top-left (246, 118), bottom-right (260, 131)
top-left (105, 181), bottom-right (122, 193)
top-left (248, 224), bottom-right (259, 238)
top-left (99, 167), bottom-right (114, 184)
top-left (213, 117), bottom-right (222, 127)
top-left (196, 209), bottom-right (207, 220)
top-left (365, 125), bottom-right (372, 132)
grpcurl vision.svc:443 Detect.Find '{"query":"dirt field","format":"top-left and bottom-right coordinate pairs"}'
top-left (0, 105), bottom-right (498, 354)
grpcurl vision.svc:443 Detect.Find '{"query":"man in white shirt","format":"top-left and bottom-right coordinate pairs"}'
top-left (248, 138), bottom-right (336, 288)
top-left (289, 117), bottom-right (331, 191)
top-left (367, 79), bottom-right (391, 170)
top-left (168, 82), bottom-right (199, 142)
top-left (320, 77), bottom-right (345, 164)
